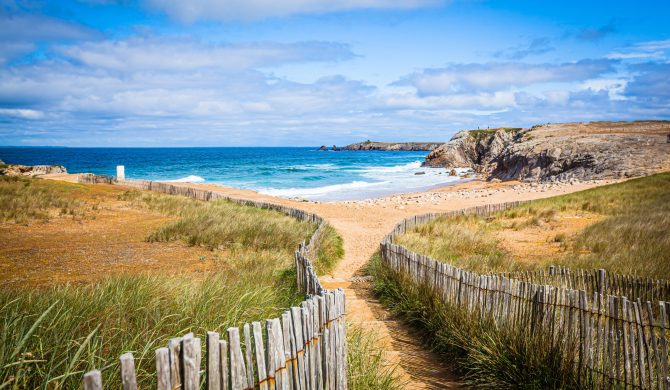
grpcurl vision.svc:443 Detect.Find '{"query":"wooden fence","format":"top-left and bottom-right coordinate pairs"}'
top-left (381, 201), bottom-right (670, 389)
top-left (79, 177), bottom-right (344, 389)
top-left (78, 173), bottom-right (115, 184)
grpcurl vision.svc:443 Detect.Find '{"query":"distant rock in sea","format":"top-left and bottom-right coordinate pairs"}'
top-left (343, 141), bottom-right (443, 151)
top-left (0, 164), bottom-right (67, 177)
top-left (319, 145), bottom-right (328, 151)
top-left (332, 145), bottom-right (340, 151)
top-left (424, 120), bottom-right (670, 182)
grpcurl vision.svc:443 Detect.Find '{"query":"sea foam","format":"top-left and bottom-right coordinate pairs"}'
top-left (167, 175), bottom-right (206, 183)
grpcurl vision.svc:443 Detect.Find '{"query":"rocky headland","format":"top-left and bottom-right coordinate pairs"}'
top-left (424, 121), bottom-right (670, 182)
top-left (0, 162), bottom-right (67, 177)
top-left (343, 141), bottom-right (443, 151)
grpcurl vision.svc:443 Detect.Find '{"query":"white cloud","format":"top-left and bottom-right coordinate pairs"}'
top-left (145, 0), bottom-right (443, 22)
top-left (396, 60), bottom-right (616, 95)
top-left (383, 91), bottom-right (517, 110)
top-left (606, 39), bottom-right (670, 61)
top-left (58, 38), bottom-right (355, 72)
top-left (0, 14), bottom-right (96, 41)
top-left (0, 108), bottom-right (44, 119)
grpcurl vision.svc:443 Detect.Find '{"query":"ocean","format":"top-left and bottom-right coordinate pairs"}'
top-left (0, 147), bottom-right (468, 201)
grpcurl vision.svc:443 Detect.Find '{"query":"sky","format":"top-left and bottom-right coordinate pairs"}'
top-left (1, 0), bottom-right (669, 146)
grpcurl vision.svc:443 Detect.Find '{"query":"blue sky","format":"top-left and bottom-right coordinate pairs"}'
top-left (1, 0), bottom-right (669, 146)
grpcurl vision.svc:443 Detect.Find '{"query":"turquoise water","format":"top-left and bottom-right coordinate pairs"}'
top-left (0, 147), bottom-right (466, 201)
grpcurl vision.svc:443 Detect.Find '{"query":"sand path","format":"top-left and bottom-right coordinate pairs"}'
top-left (50, 173), bottom-right (610, 388)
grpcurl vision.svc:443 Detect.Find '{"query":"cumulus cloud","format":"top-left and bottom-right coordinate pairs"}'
top-left (394, 59), bottom-right (616, 96)
top-left (145, 0), bottom-right (443, 22)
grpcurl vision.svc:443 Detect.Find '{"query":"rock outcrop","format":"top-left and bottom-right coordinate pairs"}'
top-left (424, 121), bottom-right (670, 182)
top-left (343, 141), bottom-right (443, 151)
top-left (0, 164), bottom-right (67, 177)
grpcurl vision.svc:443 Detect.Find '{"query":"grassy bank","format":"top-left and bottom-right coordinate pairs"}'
top-left (368, 252), bottom-right (577, 389)
top-left (0, 176), bottom-right (85, 223)
top-left (0, 179), bottom-right (344, 388)
top-left (396, 172), bottom-right (670, 278)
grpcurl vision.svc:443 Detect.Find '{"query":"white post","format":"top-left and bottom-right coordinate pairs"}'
top-left (116, 165), bottom-right (125, 180)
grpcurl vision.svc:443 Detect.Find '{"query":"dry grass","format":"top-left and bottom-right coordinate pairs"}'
top-left (0, 178), bottom-right (345, 388)
top-left (0, 176), bottom-right (85, 223)
top-left (397, 172), bottom-right (670, 278)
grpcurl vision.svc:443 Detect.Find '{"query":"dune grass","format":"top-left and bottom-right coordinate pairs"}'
top-left (0, 176), bottom-right (85, 223)
top-left (346, 324), bottom-right (402, 390)
top-left (368, 251), bottom-right (577, 389)
top-left (0, 256), bottom-right (300, 389)
top-left (120, 190), bottom-right (316, 251)
top-left (396, 172), bottom-right (670, 278)
top-left (0, 183), bottom-right (346, 388)
top-left (374, 173), bottom-right (670, 388)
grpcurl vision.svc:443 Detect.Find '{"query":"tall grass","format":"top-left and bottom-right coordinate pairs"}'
top-left (0, 176), bottom-right (84, 223)
top-left (395, 214), bottom-right (521, 275)
top-left (314, 224), bottom-right (345, 275)
top-left (346, 324), bottom-right (401, 390)
top-left (0, 185), bottom-right (347, 388)
top-left (367, 252), bottom-right (577, 389)
top-left (0, 252), bottom-right (300, 389)
top-left (397, 172), bottom-right (670, 278)
top-left (120, 190), bottom-right (316, 251)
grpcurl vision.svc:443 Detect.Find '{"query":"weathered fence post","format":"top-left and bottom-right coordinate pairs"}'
top-left (83, 370), bottom-right (102, 390)
top-left (156, 347), bottom-right (171, 390)
top-left (119, 352), bottom-right (137, 390)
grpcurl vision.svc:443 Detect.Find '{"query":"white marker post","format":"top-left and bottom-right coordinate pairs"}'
top-left (116, 165), bottom-right (125, 181)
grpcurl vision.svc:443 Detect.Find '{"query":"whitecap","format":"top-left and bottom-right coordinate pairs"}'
top-left (166, 175), bottom-right (206, 183)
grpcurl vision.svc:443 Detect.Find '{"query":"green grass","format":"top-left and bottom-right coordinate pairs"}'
top-left (397, 172), bottom-right (670, 278)
top-left (367, 252), bottom-right (577, 389)
top-left (314, 224), bottom-right (345, 275)
top-left (0, 176), bottom-right (85, 223)
top-left (467, 127), bottom-right (522, 141)
top-left (0, 184), bottom-right (346, 388)
top-left (0, 257), bottom-right (300, 389)
top-left (378, 173), bottom-right (670, 388)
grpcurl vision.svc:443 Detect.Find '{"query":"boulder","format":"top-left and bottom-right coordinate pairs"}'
top-left (318, 145), bottom-right (328, 151)
top-left (424, 131), bottom-right (478, 168)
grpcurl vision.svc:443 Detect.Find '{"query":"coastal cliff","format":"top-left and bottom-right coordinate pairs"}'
top-left (343, 141), bottom-right (443, 151)
top-left (424, 121), bottom-right (670, 181)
